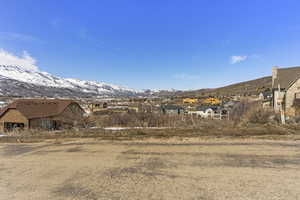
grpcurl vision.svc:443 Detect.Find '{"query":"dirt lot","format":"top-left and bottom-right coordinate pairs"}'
top-left (1, 138), bottom-right (300, 200)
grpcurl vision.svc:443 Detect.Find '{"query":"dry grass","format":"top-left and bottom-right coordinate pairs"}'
top-left (1, 118), bottom-right (300, 144)
top-left (90, 112), bottom-right (206, 128)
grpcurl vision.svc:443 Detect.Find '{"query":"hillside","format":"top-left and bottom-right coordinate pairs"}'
top-left (209, 76), bottom-right (272, 96)
top-left (156, 76), bottom-right (272, 97)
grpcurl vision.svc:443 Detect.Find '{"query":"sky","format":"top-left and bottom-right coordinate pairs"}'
top-left (1, 0), bottom-right (300, 90)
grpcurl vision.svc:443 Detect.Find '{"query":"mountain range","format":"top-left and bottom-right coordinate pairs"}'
top-left (0, 65), bottom-right (145, 98)
top-left (0, 65), bottom-right (272, 98)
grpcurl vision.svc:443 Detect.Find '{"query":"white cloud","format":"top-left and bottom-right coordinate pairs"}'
top-left (0, 49), bottom-right (39, 71)
top-left (173, 73), bottom-right (201, 80)
top-left (230, 55), bottom-right (248, 64)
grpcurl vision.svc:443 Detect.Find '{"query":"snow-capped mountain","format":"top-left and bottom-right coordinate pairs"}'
top-left (0, 65), bottom-right (143, 97)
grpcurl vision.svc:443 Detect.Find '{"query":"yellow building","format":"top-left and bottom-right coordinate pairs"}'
top-left (183, 98), bottom-right (198, 104)
top-left (203, 97), bottom-right (221, 105)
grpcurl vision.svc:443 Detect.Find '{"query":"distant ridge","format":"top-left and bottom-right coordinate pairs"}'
top-left (156, 76), bottom-right (272, 97)
top-left (209, 76), bottom-right (272, 96)
top-left (0, 64), bottom-right (272, 98)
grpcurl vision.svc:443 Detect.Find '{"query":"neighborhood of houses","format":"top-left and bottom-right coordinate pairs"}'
top-left (0, 65), bottom-right (300, 132)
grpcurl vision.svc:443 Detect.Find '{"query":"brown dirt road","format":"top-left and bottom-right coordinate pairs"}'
top-left (1, 138), bottom-right (300, 200)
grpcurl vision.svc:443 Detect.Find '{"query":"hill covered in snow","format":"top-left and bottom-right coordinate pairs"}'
top-left (0, 65), bottom-right (143, 98)
top-left (0, 49), bottom-right (146, 98)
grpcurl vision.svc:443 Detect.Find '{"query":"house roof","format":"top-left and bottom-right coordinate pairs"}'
top-left (260, 91), bottom-right (272, 98)
top-left (273, 66), bottom-right (300, 89)
top-left (196, 106), bottom-right (219, 112)
top-left (161, 105), bottom-right (183, 110)
top-left (0, 99), bottom-right (81, 119)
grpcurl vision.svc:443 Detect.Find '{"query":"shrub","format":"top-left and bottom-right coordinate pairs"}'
top-left (230, 99), bottom-right (256, 123)
top-left (231, 99), bottom-right (274, 125)
top-left (244, 107), bottom-right (273, 124)
top-left (90, 111), bottom-right (206, 128)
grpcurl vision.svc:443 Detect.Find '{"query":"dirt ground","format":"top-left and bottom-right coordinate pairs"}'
top-left (1, 138), bottom-right (300, 200)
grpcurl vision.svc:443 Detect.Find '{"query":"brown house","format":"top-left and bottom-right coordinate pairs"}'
top-left (0, 99), bottom-right (85, 132)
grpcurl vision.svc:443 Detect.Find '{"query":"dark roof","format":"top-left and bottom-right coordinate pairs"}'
top-left (260, 91), bottom-right (272, 98)
top-left (161, 105), bottom-right (183, 110)
top-left (273, 66), bottom-right (300, 89)
top-left (0, 99), bottom-right (82, 119)
top-left (196, 106), bottom-right (219, 112)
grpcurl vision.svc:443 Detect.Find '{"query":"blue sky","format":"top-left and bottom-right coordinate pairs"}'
top-left (1, 0), bottom-right (300, 90)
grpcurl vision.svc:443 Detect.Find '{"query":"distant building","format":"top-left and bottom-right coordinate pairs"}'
top-left (88, 102), bottom-right (108, 112)
top-left (183, 98), bottom-right (198, 104)
top-left (272, 66), bottom-right (300, 116)
top-left (196, 106), bottom-right (218, 118)
top-left (161, 105), bottom-right (184, 115)
top-left (259, 91), bottom-right (272, 100)
top-left (0, 99), bottom-right (85, 132)
top-left (202, 97), bottom-right (221, 105)
top-left (188, 106), bottom-right (227, 119)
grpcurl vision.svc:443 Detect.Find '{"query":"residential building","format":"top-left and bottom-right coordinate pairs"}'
top-left (259, 91), bottom-right (272, 100)
top-left (183, 98), bottom-right (198, 104)
top-left (0, 99), bottom-right (85, 132)
top-left (161, 105), bottom-right (184, 115)
top-left (272, 66), bottom-right (300, 116)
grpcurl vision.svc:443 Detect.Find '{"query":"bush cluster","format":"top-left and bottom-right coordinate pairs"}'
top-left (89, 112), bottom-right (207, 128)
top-left (231, 100), bottom-right (274, 125)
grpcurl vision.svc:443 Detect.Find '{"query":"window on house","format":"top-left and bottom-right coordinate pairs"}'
top-left (4, 122), bottom-right (24, 132)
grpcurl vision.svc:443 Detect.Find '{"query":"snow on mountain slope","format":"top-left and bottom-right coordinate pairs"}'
top-left (0, 65), bottom-right (140, 96)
